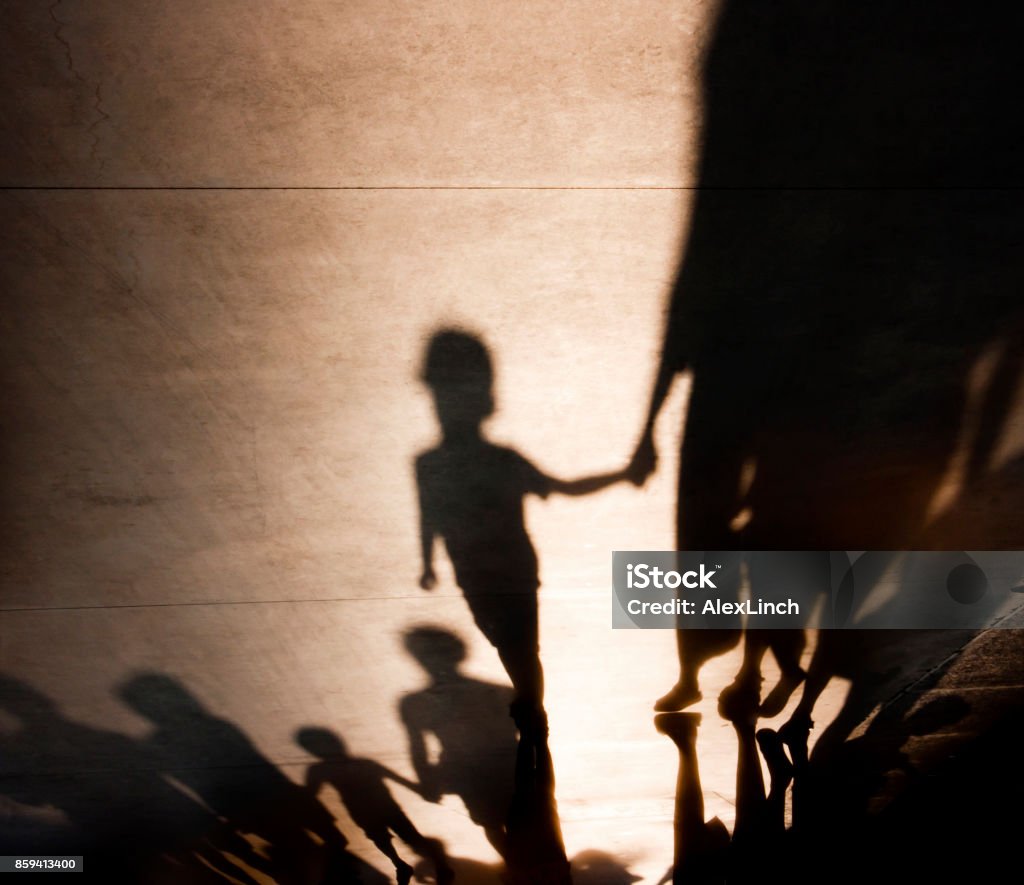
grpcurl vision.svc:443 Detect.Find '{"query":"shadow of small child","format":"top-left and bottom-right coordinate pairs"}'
top-left (296, 727), bottom-right (453, 885)
top-left (416, 329), bottom-right (635, 716)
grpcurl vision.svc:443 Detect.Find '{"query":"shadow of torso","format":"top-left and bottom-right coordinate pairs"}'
top-left (670, 2), bottom-right (1024, 550)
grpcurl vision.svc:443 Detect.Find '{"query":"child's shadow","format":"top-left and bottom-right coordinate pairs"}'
top-left (415, 329), bottom-right (630, 712)
top-left (296, 727), bottom-right (453, 885)
top-left (399, 626), bottom-right (519, 857)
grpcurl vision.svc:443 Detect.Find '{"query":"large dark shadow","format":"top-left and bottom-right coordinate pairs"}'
top-left (0, 674), bottom-right (250, 882)
top-left (626, 0), bottom-right (1024, 880)
top-left (654, 685), bottom-right (1024, 885)
top-left (630, 0), bottom-right (1024, 713)
top-left (119, 673), bottom-right (358, 885)
top-left (295, 725), bottom-right (453, 884)
top-left (0, 672), bottom-right (390, 884)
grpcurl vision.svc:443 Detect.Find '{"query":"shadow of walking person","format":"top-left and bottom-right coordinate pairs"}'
top-left (400, 627), bottom-right (517, 857)
top-left (400, 626), bottom-right (574, 884)
top-left (415, 329), bottom-right (629, 719)
top-left (0, 674), bottom-right (253, 883)
top-left (295, 726), bottom-right (453, 885)
top-left (628, 1), bottom-right (1024, 722)
top-left (118, 673), bottom-right (350, 885)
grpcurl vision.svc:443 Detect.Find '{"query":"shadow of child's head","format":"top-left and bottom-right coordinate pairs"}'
top-left (404, 625), bottom-right (467, 679)
top-left (0, 675), bottom-right (58, 726)
top-left (295, 726), bottom-right (348, 760)
top-left (421, 329), bottom-right (494, 439)
top-left (118, 672), bottom-right (205, 725)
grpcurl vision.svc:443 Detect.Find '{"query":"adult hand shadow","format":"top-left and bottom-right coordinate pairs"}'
top-left (627, 432), bottom-right (658, 487)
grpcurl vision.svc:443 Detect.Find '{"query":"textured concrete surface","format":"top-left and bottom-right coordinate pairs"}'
top-left (1, 0), bottom-right (710, 186)
top-left (2, 1), bottom-right (1024, 883)
top-left (0, 5), bottom-right (719, 877)
top-left (0, 185), bottom-right (708, 881)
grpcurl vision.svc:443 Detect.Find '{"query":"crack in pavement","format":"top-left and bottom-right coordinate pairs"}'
top-left (49, 0), bottom-right (110, 170)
